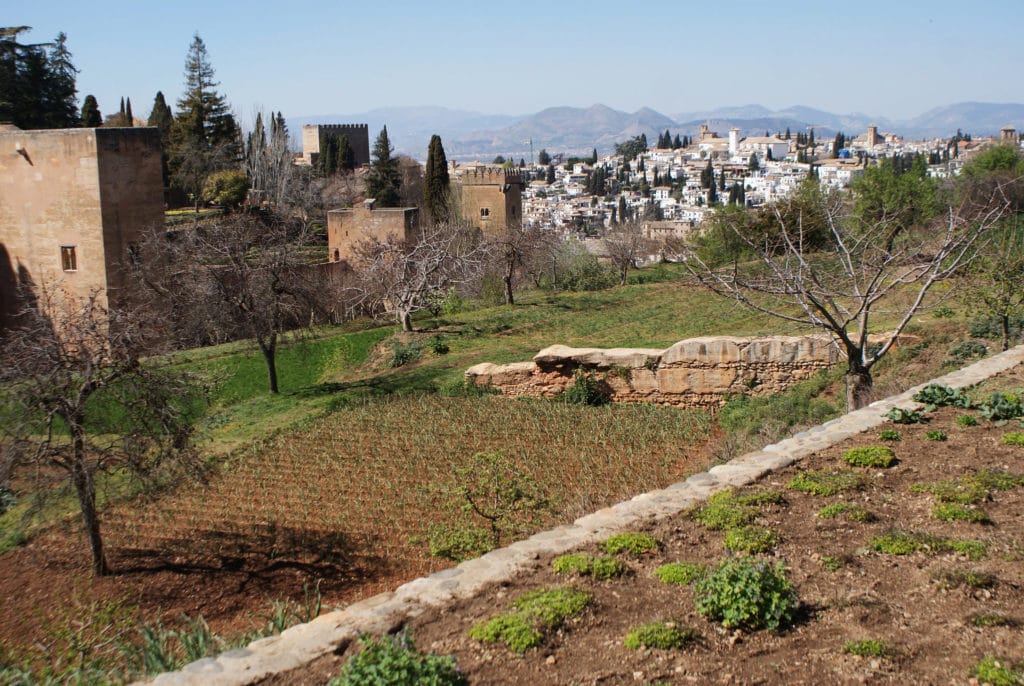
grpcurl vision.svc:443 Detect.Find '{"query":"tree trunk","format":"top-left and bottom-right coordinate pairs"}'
top-left (260, 338), bottom-right (279, 394)
top-left (503, 267), bottom-right (515, 306)
top-left (400, 310), bottom-right (413, 332)
top-left (846, 367), bottom-right (873, 412)
top-left (1001, 314), bottom-right (1010, 352)
top-left (71, 449), bottom-right (109, 576)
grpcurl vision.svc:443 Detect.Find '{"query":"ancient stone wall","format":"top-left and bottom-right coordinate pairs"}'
top-left (457, 166), bottom-right (524, 236)
top-left (327, 200), bottom-right (419, 263)
top-left (465, 336), bottom-right (838, 408)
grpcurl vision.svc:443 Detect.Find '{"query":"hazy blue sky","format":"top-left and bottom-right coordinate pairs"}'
top-left (9, 0), bottom-right (1023, 123)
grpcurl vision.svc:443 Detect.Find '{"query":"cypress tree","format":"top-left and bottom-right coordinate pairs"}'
top-left (748, 152), bottom-right (760, 171)
top-left (147, 91), bottom-right (173, 138)
top-left (423, 134), bottom-right (450, 223)
top-left (546, 164), bottom-right (555, 184)
top-left (338, 134), bottom-right (355, 171)
top-left (124, 97), bottom-right (133, 126)
top-left (80, 94), bottom-right (101, 127)
top-left (366, 125), bottom-right (402, 207)
top-left (672, 134), bottom-right (682, 149)
top-left (618, 194), bottom-right (628, 223)
top-left (719, 168), bottom-right (726, 190)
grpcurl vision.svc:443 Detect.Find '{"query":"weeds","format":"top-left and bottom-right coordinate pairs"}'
top-left (468, 587), bottom-right (592, 653)
top-left (1002, 431), bottom-right (1024, 446)
top-left (388, 340), bottom-right (423, 368)
top-left (690, 489), bottom-right (785, 531)
top-left (552, 553), bottom-right (627, 580)
top-left (878, 429), bottom-right (902, 441)
top-left (957, 414), bottom-right (979, 427)
top-left (623, 622), bottom-right (698, 650)
top-left (789, 470), bottom-right (865, 496)
top-left (969, 657), bottom-right (1024, 686)
top-left (599, 532), bottom-right (660, 556)
top-left (723, 525), bottom-right (779, 554)
top-left (933, 567), bottom-right (996, 590)
top-left (968, 613), bottom-right (1018, 628)
top-left (654, 562), bottom-right (708, 586)
top-left (842, 446), bottom-right (897, 468)
top-left (932, 503), bottom-right (990, 524)
top-left (817, 503), bottom-right (874, 522)
top-left (842, 639), bottom-right (896, 658)
top-left (869, 531), bottom-right (987, 559)
top-left (925, 430), bottom-right (948, 441)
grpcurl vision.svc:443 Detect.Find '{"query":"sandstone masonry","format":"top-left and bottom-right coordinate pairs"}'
top-left (465, 336), bottom-right (839, 408)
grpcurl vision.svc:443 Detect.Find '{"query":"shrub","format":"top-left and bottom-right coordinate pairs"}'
top-left (911, 478), bottom-right (987, 505)
top-left (978, 392), bottom-right (1024, 421)
top-left (427, 522), bottom-right (494, 562)
top-left (841, 639), bottom-right (896, 658)
top-left (561, 369), bottom-right (610, 406)
top-left (969, 314), bottom-right (1024, 341)
top-left (717, 370), bottom-right (839, 443)
top-left (821, 555), bottom-right (845, 572)
top-left (623, 622), bottom-right (698, 650)
top-left (948, 339), bottom-right (990, 362)
top-left (912, 384), bottom-right (972, 411)
top-left (388, 340), bottom-right (423, 368)
top-left (691, 489), bottom-right (785, 531)
top-left (843, 446), bottom-right (897, 468)
top-left (957, 414), bottom-right (979, 427)
top-left (878, 429), bottom-right (902, 441)
top-left (469, 587), bottom-right (591, 654)
top-left (559, 253), bottom-right (618, 292)
top-left (0, 486), bottom-right (14, 516)
top-left (428, 335), bottom-right (450, 355)
top-left (655, 562), bottom-right (708, 586)
top-left (883, 407), bottom-right (924, 424)
top-left (968, 613), bottom-right (1018, 628)
top-left (969, 657), bottom-right (1024, 686)
top-left (552, 553), bottom-right (626, 580)
top-left (789, 469), bottom-right (865, 496)
top-left (1002, 431), bottom-right (1024, 446)
top-left (599, 532), bottom-right (660, 556)
top-left (817, 503), bottom-right (874, 522)
top-left (932, 503), bottom-right (990, 524)
top-left (330, 631), bottom-right (467, 686)
top-left (723, 525), bottom-right (779, 554)
top-left (694, 558), bottom-right (799, 632)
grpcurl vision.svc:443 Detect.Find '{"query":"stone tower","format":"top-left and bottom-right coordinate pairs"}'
top-left (457, 166), bottom-right (525, 235)
top-left (301, 124), bottom-right (371, 167)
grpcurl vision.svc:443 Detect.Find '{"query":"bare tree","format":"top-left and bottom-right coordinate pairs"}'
top-left (604, 220), bottom-right (652, 286)
top-left (970, 216), bottom-right (1024, 351)
top-left (0, 288), bottom-right (202, 576)
top-left (349, 221), bottom-right (490, 332)
top-left (141, 211), bottom-right (325, 393)
top-left (685, 186), bottom-right (1009, 410)
top-left (489, 222), bottom-right (549, 305)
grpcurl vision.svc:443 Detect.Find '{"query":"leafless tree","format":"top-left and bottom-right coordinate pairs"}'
top-left (348, 220), bottom-right (491, 332)
top-left (604, 220), bottom-right (653, 285)
top-left (489, 222), bottom-right (550, 305)
top-left (0, 287), bottom-right (202, 575)
top-left (140, 211), bottom-right (326, 393)
top-left (685, 186), bottom-right (1009, 410)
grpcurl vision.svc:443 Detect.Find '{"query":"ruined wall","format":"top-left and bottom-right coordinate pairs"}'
top-left (466, 336), bottom-right (838, 409)
top-left (327, 201), bottom-right (419, 263)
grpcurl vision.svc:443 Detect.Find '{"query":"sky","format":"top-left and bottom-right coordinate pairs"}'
top-left (7, 0), bottom-right (1024, 125)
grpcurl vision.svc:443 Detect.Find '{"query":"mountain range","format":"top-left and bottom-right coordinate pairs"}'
top-left (288, 102), bottom-right (1024, 162)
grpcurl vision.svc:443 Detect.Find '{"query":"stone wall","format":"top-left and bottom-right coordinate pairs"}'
top-left (465, 336), bottom-right (838, 408)
top-left (327, 200), bottom-right (419, 263)
top-left (457, 166), bottom-right (524, 236)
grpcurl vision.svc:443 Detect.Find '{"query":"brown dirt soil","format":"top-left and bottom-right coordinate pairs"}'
top-left (278, 368), bottom-right (1024, 685)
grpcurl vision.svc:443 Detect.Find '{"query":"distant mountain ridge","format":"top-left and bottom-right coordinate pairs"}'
top-left (289, 102), bottom-right (1024, 162)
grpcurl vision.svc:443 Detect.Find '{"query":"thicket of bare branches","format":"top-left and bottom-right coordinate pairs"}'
top-left (488, 223), bottom-right (554, 305)
top-left (603, 221), bottom-right (654, 286)
top-left (0, 288), bottom-right (203, 575)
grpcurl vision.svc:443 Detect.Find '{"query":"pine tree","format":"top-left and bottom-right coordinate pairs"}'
top-left (80, 94), bottom-right (101, 127)
top-left (423, 134), bottom-right (450, 223)
top-left (41, 32), bottom-right (79, 128)
top-left (365, 125), bottom-right (402, 207)
top-left (148, 91), bottom-right (173, 137)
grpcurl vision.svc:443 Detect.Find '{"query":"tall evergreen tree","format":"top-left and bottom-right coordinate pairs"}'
top-left (672, 134), bottom-right (682, 149)
top-left (338, 134), bottom-right (355, 171)
top-left (0, 27), bottom-right (79, 128)
top-left (41, 31), bottom-right (78, 127)
top-left (545, 164), bottom-right (555, 184)
top-left (148, 91), bottom-right (174, 190)
top-left (423, 134), bottom-right (451, 223)
top-left (590, 147), bottom-right (598, 164)
top-left (124, 97), bottom-right (133, 126)
top-left (748, 152), bottom-right (760, 171)
top-left (365, 125), bottom-right (402, 207)
top-left (618, 194), bottom-right (628, 223)
top-left (80, 94), bottom-right (101, 127)
top-left (700, 159), bottom-right (714, 189)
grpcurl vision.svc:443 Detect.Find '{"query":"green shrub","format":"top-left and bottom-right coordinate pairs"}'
top-left (623, 622), bottom-right (698, 650)
top-left (469, 587), bottom-right (591, 654)
top-left (599, 532), bottom-right (660, 556)
top-left (841, 639), bottom-right (896, 658)
top-left (723, 525), bottom-right (779, 554)
top-left (694, 558), bottom-right (799, 632)
top-left (821, 555), bottom-right (845, 572)
top-left (654, 562), bottom-right (708, 586)
top-left (717, 370), bottom-right (840, 443)
top-left (559, 252), bottom-right (618, 292)
top-left (561, 369), bottom-right (610, 406)
top-left (817, 503), bottom-right (874, 522)
top-left (388, 340), bottom-right (423, 368)
top-left (884, 407), bottom-right (924, 424)
top-left (933, 567), bottom-right (996, 590)
top-left (969, 314), bottom-right (1024, 341)
top-left (957, 414), bottom-right (979, 427)
top-left (427, 522), bottom-right (495, 562)
top-left (978, 392), bottom-right (1024, 421)
top-left (925, 430), bottom-right (948, 441)
top-left (969, 657), bottom-right (1024, 686)
top-left (1002, 431), bottom-right (1024, 446)
top-left (912, 384), bottom-right (972, 410)
top-left (947, 339), bottom-right (990, 363)
top-left (843, 446), bottom-right (897, 468)
top-left (330, 631), bottom-right (466, 686)
top-left (878, 429), bottom-right (902, 441)
top-left (910, 478), bottom-right (987, 505)
top-left (552, 553), bottom-right (627, 580)
top-left (789, 469), bottom-right (865, 496)
top-left (932, 503), bottom-right (990, 524)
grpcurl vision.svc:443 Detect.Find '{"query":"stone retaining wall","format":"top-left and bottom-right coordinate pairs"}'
top-left (466, 336), bottom-right (839, 408)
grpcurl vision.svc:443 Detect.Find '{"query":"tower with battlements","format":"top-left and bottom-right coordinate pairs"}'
top-left (301, 124), bottom-right (370, 167)
top-left (456, 166), bottom-right (524, 234)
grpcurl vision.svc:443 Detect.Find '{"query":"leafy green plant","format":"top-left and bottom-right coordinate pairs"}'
top-left (969, 656), bottom-right (1024, 686)
top-left (912, 384), bottom-right (972, 411)
top-left (552, 553), bottom-right (627, 580)
top-left (817, 503), bottom-right (874, 522)
top-left (655, 562), bottom-right (708, 586)
top-left (561, 368), bottom-right (610, 406)
top-left (933, 567), bottom-right (996, 590)
top-left (789, 469), bottom-right (866, 496)
top-left (723, 525), bottom-right (779, 554)
top-left (912, 470), bottom-right (1024, 506)
top-left (841, 639), bottom-right (896, 658)
top-left (426, 522), bottom-right (494, 562)
top-left (932, 503), bottom-right (990, 524)
top-left (978, 392), bottom-right (1024, 421)
top-left (691, 489), bottom-right (785, 531)
top-left (843, 446), bottom-right (897, 468)
top-left (925, 429), bottom-right (948, 441)
top-left (948, 339), bottom-right (990, 362)
top-left (623, 622), bottom-right (698, 650)
top-left (878, 429), bottom-right (902, 441)
top-left (330, 631), bottom-right (467, 686)
top-left (694, 558), bottom-right (799, 632)
top-left (468, 587), bottom-right (592, 654)
top-left (957, 414), bottom-right (979, 427)
top-left (869, 531), bottom-right (987, 559)
top-left (1002, 431), bottom-right (1024, 446)
top-left (388, 340), bottom-right (423, 368)
top-left (884, 407), bottom-right (924, 424)
top-left (599, 532), bottom-right (660, 556)
top-left (932, 306), bottom-right (955, 319)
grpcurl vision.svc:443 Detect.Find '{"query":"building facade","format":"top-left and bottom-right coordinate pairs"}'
top-left (301, 124), bottom-right (371, 167)
top-left (327, 199), bottom-right (419, 264)
top-left (456, 166), bottom-right (524, 235)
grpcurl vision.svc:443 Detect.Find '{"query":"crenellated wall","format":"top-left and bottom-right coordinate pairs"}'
top-left (465, 336), bottom-right (839, 408)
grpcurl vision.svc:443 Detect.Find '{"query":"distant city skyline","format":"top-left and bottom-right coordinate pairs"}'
top-left (10, 0), bottom-right (1024, 125)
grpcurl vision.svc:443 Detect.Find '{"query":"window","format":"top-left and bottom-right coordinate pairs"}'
top-left (480, 208), bottom-right (490, 218)
top-left (61, 246), bottom-right (77, 272)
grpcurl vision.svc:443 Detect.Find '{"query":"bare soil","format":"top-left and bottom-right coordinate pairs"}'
top-left (280, 367), bottom-right (1024, 685)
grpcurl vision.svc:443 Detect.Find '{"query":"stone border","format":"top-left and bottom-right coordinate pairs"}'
top-left (145, 345), bottom-right (1024, 685)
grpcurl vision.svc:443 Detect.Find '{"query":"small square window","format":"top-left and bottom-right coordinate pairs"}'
top-left (61, 246), bottom-right (77, 272)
